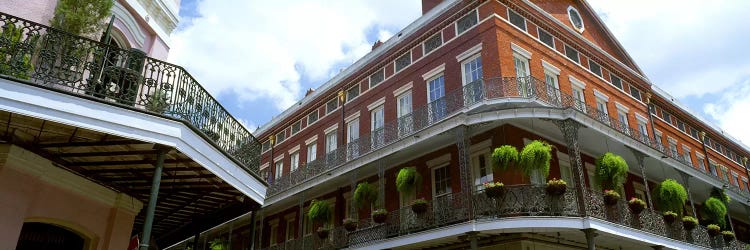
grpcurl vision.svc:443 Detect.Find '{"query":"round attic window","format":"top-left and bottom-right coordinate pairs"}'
top-left (567, 6), bottom-right (585, 32)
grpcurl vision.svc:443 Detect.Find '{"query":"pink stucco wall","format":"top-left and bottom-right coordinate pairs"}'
top-left (0, 163), bottom-right (137, 250)
top-left (0, 0), bottom-right (57, 25)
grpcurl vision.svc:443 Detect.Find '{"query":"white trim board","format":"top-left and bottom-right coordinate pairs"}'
top-left (0, 78), bottom-right (266, 205)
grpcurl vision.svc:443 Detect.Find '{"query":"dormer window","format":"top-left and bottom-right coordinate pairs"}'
top-left (567, 6), bottom-right (585, 33)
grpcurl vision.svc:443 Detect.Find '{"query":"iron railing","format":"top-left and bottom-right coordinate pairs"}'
top-left (268, 74), bottom-right (750, 202)
top-left (0, 12), bottom-right (262, 176)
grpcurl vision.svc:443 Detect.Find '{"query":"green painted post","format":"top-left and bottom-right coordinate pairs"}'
top-left (140, 148), bottom-right (167, 250)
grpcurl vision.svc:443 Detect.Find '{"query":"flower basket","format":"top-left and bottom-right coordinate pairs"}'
top-left (707, 224), bottom-right (721, 237)
top-left (316, 227), bottom-right (330, 239)
top-left (627, 198), bottom-right (646, 215)
top-left (372, 209), bottom-right (388, 223)
top-left (663, 211), bottom-right (678, 224)
top-left (343, 218), bottom-right (357, 232)
top-left (682, 216), bottom-right (698, 231)
top-left (603, 190), bottom-right (620, 206)
top-left (483, 182), bottom-right (504, 198)
top-left (411, 198), bottom-right (428, 214)
top-left (722, 231), bottom-right (735, 242)
top-left (545, 178), bottom-right (567, 196)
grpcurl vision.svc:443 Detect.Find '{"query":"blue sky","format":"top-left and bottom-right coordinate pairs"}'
top-left (170, 0), bottom-right (750, 143)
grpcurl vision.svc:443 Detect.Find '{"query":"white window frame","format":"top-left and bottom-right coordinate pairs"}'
top-left (274, 158), bottom-right (284, 180)
top-left (289, 149), bottom-right (300, 172)
top-left (567, 6), bottom-right (585, 33)
top-left (431, 163), bottom-right (452, 198)
top-left (306, 142), bottom-right (317, 163)
top-left (460, 53), bottom-right (483, 86)
top-left (470, 140), bottom-right (493, 190)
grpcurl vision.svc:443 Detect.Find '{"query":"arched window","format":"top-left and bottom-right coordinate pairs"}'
top-left (16, 222), bottom-right (85, 250)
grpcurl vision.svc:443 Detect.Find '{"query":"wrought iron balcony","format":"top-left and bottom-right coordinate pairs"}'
top-left (0, 12), bottom-right (261, 176)
top-left (267, 75), bottom-right (749, 202)
top-left (262, 185), bottom-right (746, 249)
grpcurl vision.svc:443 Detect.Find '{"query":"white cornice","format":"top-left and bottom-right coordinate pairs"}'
top-left (393, 82), bottom-right (414, 97)
top-left (510, 42), bottom-right (531, 59)
top-left (455, 43), bottom-right (483, 62)
top-left (422, 63), bottom-right (446, 80)
top-left (367, 97), bottom-right (386, 111)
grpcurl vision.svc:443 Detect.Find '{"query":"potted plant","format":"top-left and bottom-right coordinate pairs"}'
top-left (145, 89), bottom-right (170, 114)
top-left (483, 181), bottom-right (505, 198)
top-left (316, 226), bottom-right (330, 239)
top-left (603, 190), bottom-right (620, 206)
top-left (396, 167), bottom-right (422, 195)
top-left (594, 152), bottom-right (628, 191)
top-left (411, 198), bottom-right (428, 214)
top-left (343, 218), bottom-right (357, 232)
top-left (353, 182), bottom-right (378, 210)
top-left (682, 216), bottom-right (698, 231)
top-left (545, 178), bottom-right (567, 196)
top-left (652, 179), bottom-right (688, 217)
top-left (722, 230), bottom-right (735, 243)
top-left (372, 208), bottom-right (388, 223)
top-left (208, 239), bottom-right (227, 250)
top-left (701, 197), bottom-right (728, 228)
top-left (707, 224), bottom-right (721, 237)
top-left (663, 211), bottom-right (678, 224)
top-left (627, 197), bottom-right (646, 215)
top-left (491, 145), bottom-right (518, 171)
top-left (308, 199), bottom-right (333, 239)
top-left (517, 140), bottom-right (552, 182)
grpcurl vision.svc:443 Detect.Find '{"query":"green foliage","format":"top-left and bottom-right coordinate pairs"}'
top-left (701, 197), bottom-right (727, 228)
top-left (372, 208), bottom-right (388, 216)
top-left (682, 216), bottom-right (698, 225)
top-left (396, 167), bottom-right (422, 194)
top-left (594, 152), bottom-right (629, 192)
top-left (308, 199), bottom-right (333, 224)
top-left (707, 224), bottom-right (721, 231)
top-left (145, 89), bottom-right (170, 113)
top-left (517, 140), bottom-right (552, 178)
top-left (710, 187), bottom-right (731, 204)
top-left (208, 239), bottom-right (227, 250)
top-left (0, 23), bottom-right (37, 80)
top-left (491, 145), bottom-right (518, 171)
top-left (353, 182), bottom-right (378, 209)
top-left (652, 179), bottom-right (688, 215)
top-left (412, 198), bottom-right (428, 205)
top-left (50, 0), bottom-right (113, 35)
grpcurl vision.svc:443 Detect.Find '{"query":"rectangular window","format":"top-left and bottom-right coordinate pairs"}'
top-left (690, 127), bottom-right (699, 139)
top-left (617, 110), bottom-right (630, 134)
top-left (433, 165), bottom-right (452, 197)
top-left (347, 119), bottom-right (360, 158)
top-left (462, 55), bottom-right (483, 85)
top-left (275, 160), bottom-right (283, 180)
top-left (371, 105), bottom-right (385, 148)
top-left (369, 69), bottom-right (385, 88)
top-left (544, 69), bottom-right (561, 103)
top-left (610, 74), bottom-right (623, 90)
top-left (423, 33), bottom-right (443, 54)
top-left (677, 120), bottom-right (686, 132)
top-left (661, 111), bottom-right (671, 122)
top-left (508, 9), bottom-right (526, 31)
top-left (276, 131), bottom-right (286, 143)
top-left (326, 98), bottom-right (338, 114)
top-left (270, 224), bottom-right (278, 246)
top-left (286, 219), bottom-right (295, 241)
top-left (395, 52), bottom-right (411, 72)
top-left (346, 85), bottom-right (360, 102)
top-left (262, 140), bottom-right (271, 152)
top-left (572, 86), bottom-right (585, 112)
top-left (397, 91), bottom-right (413, 136)
top-left (697, 156), bottom-right (706, 171)
top-left (629, 86), bottom-right (642, 101)
top-left (589, 60), bottom-right (602, 77)
top-left (307, 143), bottom-right (317, 163)
top-left (669, 141), bottom-right (678, 158)
top-left (456, 10), bottom-right (478, 34)
top-left (427, 75), bottom-right (447, 121)
top-left (537, 28), bottom-right (554, 48)
top-left (472, 152), bottom-right (493, 190)
top-left (290, 151), bottom-right (299, 172)
top-left (637, 119), bottom-right (648, 139)
top-left (291, 121), bottom-right (301, 135)
top-left (682, 148), bottom-right (691, 164)
top-left (308, 111), bottom-right (319, 124)
top-left (325, 131), bottom-right (337, 153)
top-left (564, 45), bottom-right (580, 64)
top-left (513, 53), bottom-right (531, 97)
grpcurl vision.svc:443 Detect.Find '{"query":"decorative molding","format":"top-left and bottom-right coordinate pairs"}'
top-left (274, 155), bottom-right (284, 163)
top-left (367, 97), bottom-right (386, 111)
top-left (615, 102), bottom-right (629, 112)
top-left (345, 111), bottom-right (361, 123)
top-left (541, 60), bottom-right (561, 75)
top-left (393, 82), bottom-right (414, 97)
top-left (511, 43), bottom-right (532, 59)
top-left (593, 89), bottom-right (609, 102)
top-left (288, 145), bottom-right (300, 154)
top-left (112, 1), bottom-right (146, 48)
top-left (568, 76), bottom-right (586, 89)
top-left (324, 124), bottom-right (339, 134)
top-left (422, 63), bottom-right (446, 80)
top-left (455, 43), bottom-right (483, 62)
top-left (305, 135), bottom-right (318, 145)
top-left (426, 154), bottom-right (451, 168)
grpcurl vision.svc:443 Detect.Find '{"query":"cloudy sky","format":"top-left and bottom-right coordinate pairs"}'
top-left (169, 0), bottom-right (750, 144)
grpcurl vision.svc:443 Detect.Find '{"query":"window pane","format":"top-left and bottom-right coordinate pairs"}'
top-left (292, 121), bottom-right (301, 134)
top-left (424, 33), bottom-right (442, 54)
top-left (610, 75), bottom-right (623, 90)
top-left (457, 10), bottom-right (478, 34)
top-left (565, 45), bottom-right (579, 64)
top-left (369, 69), bottom-right (385, 87)
top-left (589, 60), bottom-right (602, 77)
top-left (395, 53), bottom-right (411, 72)
top-left (538, 28), bottom-right (554, 48)
top-left (508, 9), bottom-right (526, 31)
top-left (326, 98), bottom-right (338, 113)
top-left (346, 85), bottom-right (360, 102)
top-left (308, 111), bottom-right (318, 124)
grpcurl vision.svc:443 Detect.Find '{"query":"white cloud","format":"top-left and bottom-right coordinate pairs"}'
top-left (588, 0), bottom-right (750, 99)
top-left (169, 0), bottom-right (420, 111)
top-left (703, 78), bottom-right (750, 145)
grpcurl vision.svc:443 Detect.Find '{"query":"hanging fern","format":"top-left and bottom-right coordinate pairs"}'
top-left (353, 182), bottom-right (378, 209)
top-left (652, 179), bottom-right (687, 215)
top-left (208, 239), bottom-right (227, 250)
top-left (308, 199), bottom-right (333, 224)
top-left (701, 197), bottom-right (727, 228)
top-left (396, 167), bottom-right (422, 194)
top-left (710, 187), bottom-right (731, 204)
top-left (517, 140), bottom-right (552, 178)
top-left (594, 152), bottom-right (629, 192)
top-left (491, 145), bottom-right (518, 171)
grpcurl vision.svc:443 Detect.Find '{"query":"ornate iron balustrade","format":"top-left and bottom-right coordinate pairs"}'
top-left (0, 12), bottom-right (262, 176)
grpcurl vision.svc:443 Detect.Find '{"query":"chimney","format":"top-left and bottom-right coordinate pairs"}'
top-left (422, 0), bottom-right (443, 15)
top-left (371, 40), bottom-right (383, 51)
top-left (305, 88), bottom-right (315, 97)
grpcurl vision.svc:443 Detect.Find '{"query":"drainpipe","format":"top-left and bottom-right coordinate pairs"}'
top-left (269, 135), bottom-right (276, 183)
top-left (339, 90), bottom-right (346, 159)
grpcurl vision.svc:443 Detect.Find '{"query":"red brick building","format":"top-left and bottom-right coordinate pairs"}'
top-left (247, 0), bottom-right (750, 249)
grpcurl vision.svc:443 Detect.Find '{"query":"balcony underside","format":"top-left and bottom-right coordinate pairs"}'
top-left (0, 77), bottom-right (266, 247)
